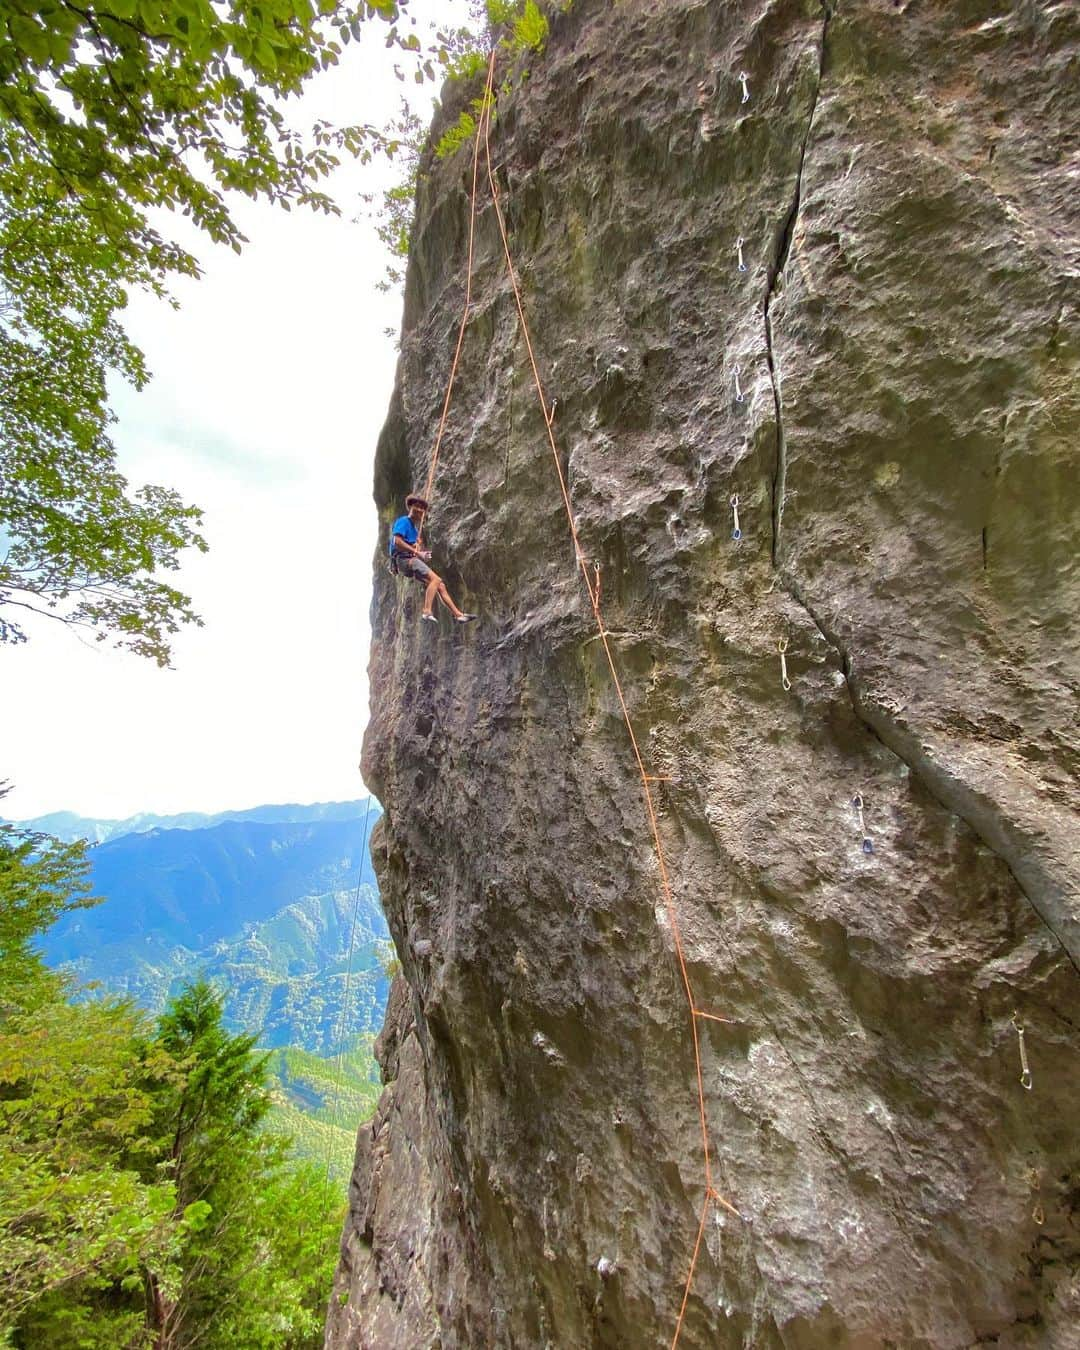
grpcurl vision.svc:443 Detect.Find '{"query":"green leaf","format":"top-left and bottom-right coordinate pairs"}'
top-left (254, 36), bottom-right (277, 70)
top-left (46, 28), bottom-right (73, 64)
top-left (10, 16), bottom-right (50, 65)
top-left (182, 1200), bottom-right (212, 1231)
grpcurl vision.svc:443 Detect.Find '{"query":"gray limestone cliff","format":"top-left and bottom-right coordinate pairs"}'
top-left (327, 1), bottom-right (1080, 1346)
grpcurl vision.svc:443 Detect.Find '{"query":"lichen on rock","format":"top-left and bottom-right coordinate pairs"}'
top-left (327, 1), bottom-right (1080, 1346)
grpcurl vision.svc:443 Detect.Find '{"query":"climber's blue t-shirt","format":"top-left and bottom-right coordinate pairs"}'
top-left (390, 514), bottom-right (418, 557)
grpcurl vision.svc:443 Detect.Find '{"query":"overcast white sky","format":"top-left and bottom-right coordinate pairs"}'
top-left (4, 3), bottom-right (470, 822)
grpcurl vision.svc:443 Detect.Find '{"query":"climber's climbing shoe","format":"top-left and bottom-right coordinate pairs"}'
top-left (422, 613), bottom-right (437, 624)
top-left (455, 613), bottom-right (478, 624)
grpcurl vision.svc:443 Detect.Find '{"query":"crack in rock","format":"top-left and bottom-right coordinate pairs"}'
top-left (764, 2), bottom-right (832, 568)
top-left (759, 0), bottom-right (1078, 981)
top-left (781, 571), bottom-right (1080, 980)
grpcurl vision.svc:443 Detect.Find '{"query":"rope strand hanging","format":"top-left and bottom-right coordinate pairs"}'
top-left (418, 50), bottom-right (491, 534)
top-left (421, 50), bottom-right (740, 1348)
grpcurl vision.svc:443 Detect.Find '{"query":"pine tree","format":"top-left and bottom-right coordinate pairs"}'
top-left (0, 827), bottom-right (340, 1348)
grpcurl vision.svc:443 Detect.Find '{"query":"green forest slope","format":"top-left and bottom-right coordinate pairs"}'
top-left (268, 1040), bottom-right (382, 1184)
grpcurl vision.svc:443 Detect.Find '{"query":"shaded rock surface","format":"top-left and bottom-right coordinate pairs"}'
top-left (328, 1), bottom-right (1080, 1345)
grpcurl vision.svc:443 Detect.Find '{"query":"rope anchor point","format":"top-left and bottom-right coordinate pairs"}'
top-left (707, 1186), bottom-right (746, 1222)
top-left (733, 364), bottom-right (745, 404)
top-left (1011, 1012), bottom-right (1033, 1091)
top-left (738, 71), bottom-right (750, 104)
top-left (736, 236), bottom-right (747, 273)
top-left (729, 493), bottom-right (741, 542)
top-left (778, 637), bottom-right (792, 692)
top-left (852, 793), bottom-right (873, 854)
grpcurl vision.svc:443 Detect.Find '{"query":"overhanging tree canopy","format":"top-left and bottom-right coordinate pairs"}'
top-left (0, 0), bottom-right (403, 664)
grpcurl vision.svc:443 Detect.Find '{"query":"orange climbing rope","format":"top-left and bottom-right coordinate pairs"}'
top-left (419, 54), bottom-right (488, 518)
top-left (422, 50), bottom-right (740, 1349)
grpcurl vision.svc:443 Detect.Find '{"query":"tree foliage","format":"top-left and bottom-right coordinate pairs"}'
top-left (375, 0), bottom-right (558, 285)
top-left (0, 0), bottom-right (404, 664)
top-left (0, 826), bottom-right (342, 1346)
top-left (143, 981), bottom-right (335, 1348)
top-left (0, 996), bottom-right (184, 1345)
top-left (0, 820), bottom-right (180, 1342)
top-left (0, 816), bottom-right (94, 997)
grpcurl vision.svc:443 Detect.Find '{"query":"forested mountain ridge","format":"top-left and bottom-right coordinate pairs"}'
top-left (41, 808), bottom-right (389, 1054)
top-left (268, 1042), bottom-right (382, 1185)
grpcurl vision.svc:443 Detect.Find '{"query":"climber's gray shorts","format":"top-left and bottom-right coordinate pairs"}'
top-left (399, 556), bottom-right (432, 583)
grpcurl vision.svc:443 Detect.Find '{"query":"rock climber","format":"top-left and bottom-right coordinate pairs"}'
top-left (389, 494), bottom-right (477, 625)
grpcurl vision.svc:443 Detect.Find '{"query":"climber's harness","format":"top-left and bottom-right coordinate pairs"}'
top-left (389, 546), bottom-right (432, 584)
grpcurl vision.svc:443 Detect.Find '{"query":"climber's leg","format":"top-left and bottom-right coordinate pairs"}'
top-left (423, 571), bottom-right (443, 618)
top-left (402, 558), bottom-right (475, 625)
top-left (435, 576), bottom-right (474, 621)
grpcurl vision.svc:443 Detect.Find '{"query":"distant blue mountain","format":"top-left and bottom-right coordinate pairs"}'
top-left (11, 799), bottom-right (369, 844)
top-left (41, 803), bottom-right (390, 1054)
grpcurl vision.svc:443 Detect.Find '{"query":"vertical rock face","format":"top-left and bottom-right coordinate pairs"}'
top-left (327, 2), bottom-right (1080, 1346)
